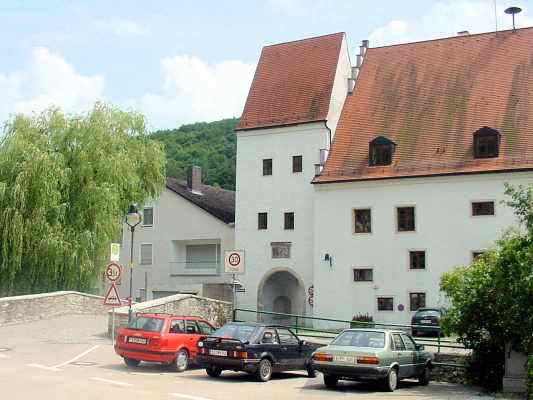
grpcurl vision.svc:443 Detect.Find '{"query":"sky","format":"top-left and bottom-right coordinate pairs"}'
top-left (1, 0), bottom-right (532, 130)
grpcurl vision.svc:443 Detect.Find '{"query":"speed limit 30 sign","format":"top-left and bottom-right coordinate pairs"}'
top-left (224, 250), bottom-right (245, 274)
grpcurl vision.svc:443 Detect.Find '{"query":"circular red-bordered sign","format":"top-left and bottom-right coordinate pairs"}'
top-left (105, 262), bottom-right (122, 282)
top-left (228, 252), bottom-right (241, 267)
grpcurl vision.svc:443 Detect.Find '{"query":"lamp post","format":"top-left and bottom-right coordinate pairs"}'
top-left (125, 204), bottom-right (142, 324)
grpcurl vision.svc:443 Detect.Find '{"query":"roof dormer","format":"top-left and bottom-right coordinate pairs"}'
top-left (473, 127), bottom-right (500, 159)
top-left (369, 136), bottom-right (396, 166)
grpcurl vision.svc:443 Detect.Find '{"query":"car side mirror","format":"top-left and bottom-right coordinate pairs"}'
top-left (299, 340), bottom-right (305, 346)
top-left (415, 344), bottom-right (424, 351)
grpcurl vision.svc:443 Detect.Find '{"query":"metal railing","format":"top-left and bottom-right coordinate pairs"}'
top-left (233, 308), bottom-right (467, 353)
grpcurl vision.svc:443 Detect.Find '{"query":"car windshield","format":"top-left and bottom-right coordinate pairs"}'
top-left (415, 309), bottom-right (441, 317)
top-left (211, 324), bottom-right (257, 342)
top-left (332, 330), bottom-right (386, 348)
top-left (128, 317), bottom-right (165, 332)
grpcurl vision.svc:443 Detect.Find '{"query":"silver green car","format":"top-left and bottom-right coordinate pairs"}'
top-left (311, 329), bottom-right (433, 391)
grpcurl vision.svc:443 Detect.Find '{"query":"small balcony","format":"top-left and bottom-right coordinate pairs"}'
top-left (170, 239), bottom-right (222, 276)
top-left (169, 261), bottom-right (220, 276)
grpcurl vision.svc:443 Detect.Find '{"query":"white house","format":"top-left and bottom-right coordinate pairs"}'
top-left (235, 27), bottom-right (533, 325)
top-left (119, 166), bottom-right (235, 302)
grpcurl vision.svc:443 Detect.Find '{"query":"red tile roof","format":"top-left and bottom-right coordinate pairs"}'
top-left (235, 32), bottom-right (345, 131)
top-left (314, 27), bottom-right (533, 184)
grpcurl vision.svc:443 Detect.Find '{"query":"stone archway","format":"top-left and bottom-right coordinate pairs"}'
top-left (257, 268), bottom-right (305, 324)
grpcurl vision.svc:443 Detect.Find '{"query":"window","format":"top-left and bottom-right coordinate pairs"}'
top-left (473, 127), bottom-right (500, 158)
top-left (261, 328), bottom-right (279, 344)
top-left (284, 212), bottom-right (294, 230)
top-left (142, 207), bottom-right (153, 226)
top-left (409, 251), bottom-right (426, 270)
top-left (258, 212), bottom-right (268, 230)
top-left (392, 334), bottom-right (405, 350)
top-left (292, 155), bottom-right (303, 173)
top-left (409, 292), bottom-right (426, 311)
top-left (401, 334), bottom-right (416, 351)
top-left (369, 136), bottom-right (396, 166)
top-left (353, 208), bottom-right (371, 233)
top-left (353, 268), bottom-right (373, 282)
top-left (185, 320), bottom-right (200, 334)
top-left (169, 319), bottom-right (185, 334)
top-left (472, 201), bottom-right (495, 216)
top-left (197, 321), bottom-right (215, 335)
top-left (185, 244), bottom-right (218, 269)
top-left (277, 328), bottom-right (299, 345)
top-left (377, 297), bottom-right (394, 311)
top-left (271, 242), bottom-right (291, 259)
top-left (140, 243), bottom-right (153, 265)
top-left (262, 159), bottom-right (272, 176)
top-left (472, 251), bottom-right (485, 261)
top-left (397, 206), bottom-right (415, 232)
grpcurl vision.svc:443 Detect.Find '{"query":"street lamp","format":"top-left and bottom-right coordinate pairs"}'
top-left (125, 204), bottom-right (142, 323)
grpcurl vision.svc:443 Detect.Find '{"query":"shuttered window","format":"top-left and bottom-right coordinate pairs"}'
top-left (142, 207), bottom-right (154, 226)
top-left (140, 244), bottom-right (153, 265)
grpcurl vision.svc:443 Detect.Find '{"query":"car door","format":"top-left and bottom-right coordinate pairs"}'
top-left (168, 318), bottom-right (186, 351)
top-left (258, 328), bottom-right (282, 368)
top-left (275, 328), bottom-right (302, 369)
top-left (392, 333), bottom-right (413, 378)
top-left (401, 333), bottom-right (424, 376)
top-left (184, 320), bottom-right (202, 355)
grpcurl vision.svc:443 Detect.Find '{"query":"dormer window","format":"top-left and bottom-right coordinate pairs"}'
top-left (369, 136), bottom-right (396, 166)
top-left (473, 127), bottom-right (500, 159)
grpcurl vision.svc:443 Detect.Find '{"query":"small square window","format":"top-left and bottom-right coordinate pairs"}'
top-left (292, 155), bottom-right (303, 173)
top-left (258, 212), bottom-right (268, 230)
top-left (377, 297), bottom-right (394, 311)
top-left (409, 292), bottom-right (426, 311)
top-left (142, 207), bottom-right (154, 226)
top-left (474, 128), bottom-right (500, 159)
top-left (353, 209), bottom-right (371, 233)
top-left (353, 268), bottom-right (373, 282)
top-left (397, 207), bottom-right (415, 232)
top-left (262, 159), bottom-right (272, 176)
top-left (409, 251), bottom-right (426, 270)
top-left (472, 251), bottom-right (485, 261)
top-left (472, 201), bottom-right (495, 216)
top-left (284, 212), bottom-right (294, 230)
top-left (140, 243), bottom-right (153, 265)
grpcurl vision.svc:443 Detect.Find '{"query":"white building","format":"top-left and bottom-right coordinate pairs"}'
top-left (119, 166), bottom-right (235, 302)
top-left (235, 28), bottom-right (533, 325)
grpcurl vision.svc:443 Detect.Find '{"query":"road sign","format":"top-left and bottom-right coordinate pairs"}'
top-left (224, 250), bottom-right (245, 274)
top-left (110, 243), bottom-right (121, 262)
top-left (103, 283), bottom-right (122, 306)
top-left (105, 262), bottom-right (122, 282)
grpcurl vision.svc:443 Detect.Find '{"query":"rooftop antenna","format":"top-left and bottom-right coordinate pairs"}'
top-left (505, 6), bottom-right (522, 31)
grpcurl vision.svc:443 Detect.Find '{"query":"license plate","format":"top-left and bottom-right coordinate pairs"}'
top-left (333, 356), bottom-right (355, 364)
top-left (127, 337), bottom-right (148, 344)
top-left (209, 349), bottom-right (228, 357)
top-left (420, 319), bottom-right (432, 324)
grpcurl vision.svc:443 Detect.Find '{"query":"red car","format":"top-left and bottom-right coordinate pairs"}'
top-left (115, 313), bottom-right (216, 371)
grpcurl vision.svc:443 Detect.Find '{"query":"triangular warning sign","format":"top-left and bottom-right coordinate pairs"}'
top-left (103, 283), bottom-right (122, 306)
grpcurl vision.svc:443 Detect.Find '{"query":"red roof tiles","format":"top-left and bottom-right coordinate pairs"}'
top-left (314, 27), bottom-right (533, 183)
top-left (235, 32), bottom-right (345, 131)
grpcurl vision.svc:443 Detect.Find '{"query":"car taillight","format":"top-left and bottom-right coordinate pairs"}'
top-left (231, 351), bottom-right (248, 359)
top-left (313, 353), bottom-right (333, 362)
top-left (357, 356), bottom-right (380, 365)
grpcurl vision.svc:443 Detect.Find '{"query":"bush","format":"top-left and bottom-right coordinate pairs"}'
top-left (350, 313), bottom-right (375, 328)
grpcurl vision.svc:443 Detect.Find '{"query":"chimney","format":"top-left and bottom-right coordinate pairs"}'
top-left (187, 166), bottom-right (202, 194)
top-left (457, 30), bottom-right (470, 36)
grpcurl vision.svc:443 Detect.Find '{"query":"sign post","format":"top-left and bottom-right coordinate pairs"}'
top-left (224, 250), bottom-right (245, 320)
top-left (103, 261), bottom-right (123, 345)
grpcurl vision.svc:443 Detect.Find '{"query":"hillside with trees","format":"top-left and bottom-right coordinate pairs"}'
top-left (152, 118), bottom-right (238, 190)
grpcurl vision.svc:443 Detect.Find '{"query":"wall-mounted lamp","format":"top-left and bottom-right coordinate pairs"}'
top-left (323, 253), bottom-right (333, 268)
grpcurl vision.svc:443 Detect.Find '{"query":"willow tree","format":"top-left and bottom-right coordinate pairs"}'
top-left (0, 103), bottom-right (165, 296)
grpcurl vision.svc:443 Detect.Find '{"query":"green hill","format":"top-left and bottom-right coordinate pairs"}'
top-left (151, 118), bottom-right (238, 190)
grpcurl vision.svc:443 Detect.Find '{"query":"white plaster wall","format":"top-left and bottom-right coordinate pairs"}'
top-left (235, 123), bottom-right (329, 314)
top-left (119, 187), bottom-right (235, 300)
top-left (312, 172), bottom-right (533, 326)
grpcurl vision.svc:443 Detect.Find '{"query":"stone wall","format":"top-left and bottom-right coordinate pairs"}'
top-left (0, 291), bottom-right (107, 326)
top-left (107, 294), bottom-right (232, 337)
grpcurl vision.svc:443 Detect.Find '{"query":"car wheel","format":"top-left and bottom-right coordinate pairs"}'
top-left (170, 349), bottom-right (189, 372)
top-left (306, 364), bottom-right (317, 378)
top-left (323, 374), bottom-right (338, 388)
top-left (382, 367), bottom-right (398, 392)
top-left (255, 358), bottom-right (273, 382)
top-left (206, 365), bottom-right (222, 378)
top-left (124, 357), bottom-right (140, 367)
top-left (418, 366), bottom-right (430, 386)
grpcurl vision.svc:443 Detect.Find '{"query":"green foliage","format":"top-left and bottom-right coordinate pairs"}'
top-left (151, 118), bottom-right (238, 190)
top-left (440, 184), bottom-right (533, 390)
top-left (0, 104), bottom-right (165, 296)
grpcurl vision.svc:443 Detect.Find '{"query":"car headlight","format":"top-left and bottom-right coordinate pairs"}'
top-left (198, 341), bottom-right (204, 348)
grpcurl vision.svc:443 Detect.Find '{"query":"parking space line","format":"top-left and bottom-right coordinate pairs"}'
top-left (90, 377), bottom-right (134, 387)
top-left (27, 363), bottom-right (61, 372)
top-left (52, 345), bottom-right (100, 368)
top-left (170, 393), bottom-right (214, 400)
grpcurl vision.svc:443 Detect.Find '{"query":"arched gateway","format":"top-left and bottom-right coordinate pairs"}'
top-left (257, 268), bottom-right (306, 324)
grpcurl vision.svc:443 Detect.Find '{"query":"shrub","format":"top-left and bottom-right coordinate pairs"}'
top-left (350, 313), bottom-right (375, 328)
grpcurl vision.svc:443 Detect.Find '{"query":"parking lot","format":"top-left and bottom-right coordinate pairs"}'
top-left (0, 315), bottom-right (495, 400)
